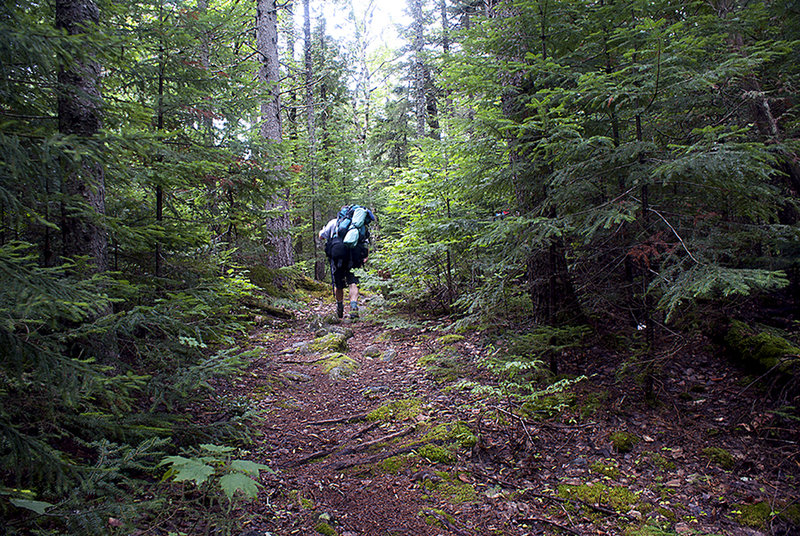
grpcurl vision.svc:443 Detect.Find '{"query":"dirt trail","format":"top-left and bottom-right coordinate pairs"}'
top-left (223, 295), bottom-right (800, 536)
top-left (242, 296), bottom-right (477, 536)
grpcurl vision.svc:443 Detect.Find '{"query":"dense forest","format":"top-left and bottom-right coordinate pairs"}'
top-left (1, 0), bottom-right (798, 535)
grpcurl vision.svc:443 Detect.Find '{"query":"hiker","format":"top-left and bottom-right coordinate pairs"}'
top-left (319, 205), bottom-right (375, 319)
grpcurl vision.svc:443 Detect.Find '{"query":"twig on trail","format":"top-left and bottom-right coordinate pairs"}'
top-left (336, 425), bottom-right (416, 456)
top-left (289, 425), bottom-right (414, 467)
top-left (420, 509), bottom-right (475, 536)
top-left (327, 438), bottom-right (444, 471)
top-left (520, 489), bottom-right (627, 518)
top-left (493, 405), bottom-right (535, 445)
top-left (305, 413), bottom-right (370, 425)
top-left (278, 356), bottom-right (330, 365)
top-left (515, 517), bottom-right (579, 535)
top-left (287, 421), bottom-right (380, 466)
top-left (348, 421), bottom-right (380, 441)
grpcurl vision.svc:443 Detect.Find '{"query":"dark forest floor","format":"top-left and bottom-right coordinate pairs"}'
top-left (208, 293), bottom-right (799, 536)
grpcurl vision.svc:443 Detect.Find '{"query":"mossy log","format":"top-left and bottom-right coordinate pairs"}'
top-left (722, 320), bottom-right (799, 377)
top-left (241, 295), bottom-right (294, 319)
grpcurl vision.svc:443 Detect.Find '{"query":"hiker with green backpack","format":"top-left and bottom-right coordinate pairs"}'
top-left (319, 205), bottom-right (376, 319)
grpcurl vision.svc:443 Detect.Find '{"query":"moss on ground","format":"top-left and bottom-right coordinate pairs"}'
top-left (377, 454), bottom-right (414, 474)
top-left (736, 501), bottom-right (771, 529)
top-left (641, 451), bottom-right (675, 471)
top-left (590, 459), bottom-right (621, 479)
top-left (421, 508), bottom-right (457, 528)
top-left (423, 471), bottom-right (478, 504)
top-left (368, 398), bottom-right (422, 422)
top-left (701, 446), bottom-right (735, 470)
top-left (419, 351), bottom-right (467, 383)
top-left (314, 521), bottom-right (338, 536)
top-left (724, 320), bottom-right (800, 374)
top-left (436, 334), bottom-right (465, 344)
top-left (422, 421), bottom-right (477, 449)
top-left (417, 444), bottom-right (456, 464)
top-left (559, 482), bottom-right (639, 512)
top-left (309, 332), bottom-right (348, 353)
top-left (319, 352), bottom-right (359, 379)
top-left (521, 392), bottom-right (577, 420)
top-left (610, 431), bottom-right (641, 453)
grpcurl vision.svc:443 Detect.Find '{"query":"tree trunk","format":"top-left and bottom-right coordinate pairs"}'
top-left (410, 0), bottom-right (426, 137)
top-left (56, 0), bottom-right (107, 273)
top-left (303, 0), bottom-right (325, 281)
top-left (256, 0), bottom-right (293, 268)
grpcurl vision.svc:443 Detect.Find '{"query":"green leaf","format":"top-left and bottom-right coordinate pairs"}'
top-left (219, 472), bottom-right (259, 502)
top-left (200, 443), bottom-right (236, 453)
top-left (161, 456), bottom-right (215, 486)
top-left (230, 459), bottom-right (273, 477)
top-left (10, 498), bottom-right (53, 514)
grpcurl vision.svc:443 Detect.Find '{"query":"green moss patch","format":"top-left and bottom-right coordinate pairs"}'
top-left (314, 521), bottom-right (338, 536)
top-left (701, 447), bottom-right (735, 470)
top-left (521, 392), bottom-right (577, 420)
top-left (610, 431), bottom-right (640, 453)
top-left (310, 332), bottom-right (348, 353)
top-left (417, 444), bottom-right (456, 464)
top-left (422, 422), bottom-right (477, 449)
top-left (367, 398), bottom-right (422, 422)
top-left (641, 451), bottom-right (675, 471)
top-left (436, 334), bottom-right (465, 344)
top-left (377, 454), bottom-right (414, 474)
top-left (736, 501), bottom-right (771, 529)
top-left (724, 320), bottom-right (800, 374)
top-left (590, 459), bottom-right (621, 479)
top-left (421, 508), bottom-right (457, 528)
top-left (319, 352), bottom-right (359, 379)
top-left (419, 351), bottom-right (468, 383)
top-left (423, 471), bottom-right (478, 504)
top-left (559, 483), bottom-right (639, 512)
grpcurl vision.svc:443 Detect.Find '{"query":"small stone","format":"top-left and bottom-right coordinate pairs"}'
top-left (363, 345), bottom-right (382, 358)
top-left (381, 349), bottom-right (398, 362)
top-left (329, 366), bottom-right (354, 380)
top-left (362, 386), bottom-right (390, 399)
top-left (281, 371), bottom-right (312, 383)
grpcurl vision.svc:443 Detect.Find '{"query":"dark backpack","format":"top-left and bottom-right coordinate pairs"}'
top-left (326, 205), bottom-right (374, 269)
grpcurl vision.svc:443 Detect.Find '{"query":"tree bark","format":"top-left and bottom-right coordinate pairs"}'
top-left (410, 0), bottom-right (426, 137)
top-left (56, 0), bottom-right (107, 273)
top-left (256, 0), bottom-right (293, 268)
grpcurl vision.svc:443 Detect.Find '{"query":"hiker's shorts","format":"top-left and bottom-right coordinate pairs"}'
top-left (331, 259), bottom-right (358, 289)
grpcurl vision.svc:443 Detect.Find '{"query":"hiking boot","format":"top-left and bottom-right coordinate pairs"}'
top-left (349, 302), bottom-right (359, 320)
top-left (336, 302), bottom-right (344, 318)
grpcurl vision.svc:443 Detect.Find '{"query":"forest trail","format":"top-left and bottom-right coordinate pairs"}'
top-left (239, 294), bottom-right (480, 535)
top-left (214, 293), bottom-right (800, 536)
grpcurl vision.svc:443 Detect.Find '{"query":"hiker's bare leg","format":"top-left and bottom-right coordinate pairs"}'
top-left (349, 283), bottom-right (358, 303)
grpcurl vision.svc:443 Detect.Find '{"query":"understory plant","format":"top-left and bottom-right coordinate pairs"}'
top-left (160, 443), bottom-right (273, 534)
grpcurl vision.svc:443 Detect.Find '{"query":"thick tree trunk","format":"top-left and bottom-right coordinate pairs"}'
top-left (303, 0), bottom-right (325, 281)
top-left (257, 0), bottom-right (293, 268)
top-left (56, 0), bottom-right (107, 273)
